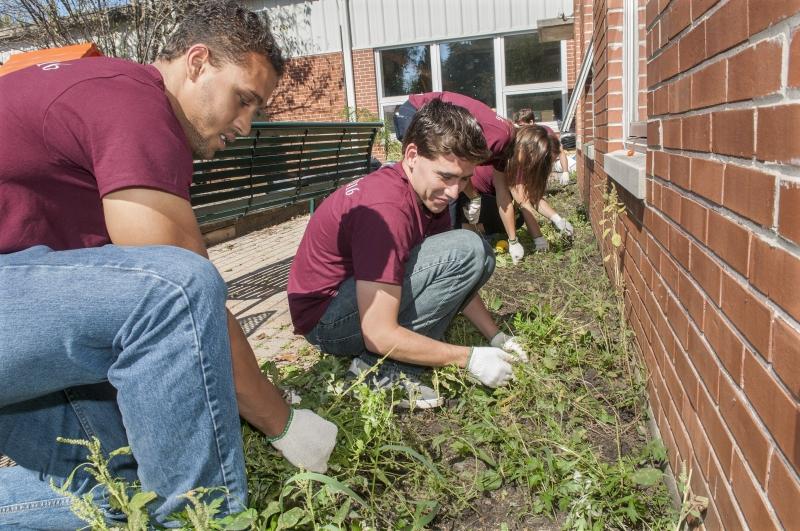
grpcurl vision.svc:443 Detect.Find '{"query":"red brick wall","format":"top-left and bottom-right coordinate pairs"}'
top-left (575, 0), bottom-right (800, 528)
top-left (351, 48), bottom-right (385, 160)
top-left (266, 51), bottom-right (346, 121)
top-left (567, 40), bottom-right (577, 88)
top-left (353, 48), bottom-right (379, 114)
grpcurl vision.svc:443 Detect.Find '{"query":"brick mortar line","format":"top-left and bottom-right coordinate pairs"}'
top-left (648, 172), bottom-right (800, 259)
top-left (651, 146), bottom-right (800, 182)
top-left (647, 96), bottom-right (800, 127)
top-left (642, 204), bottom-right (800, 407)
top-left (648, 14), bottom-right (800, 92)
top-left (605, 203), bottom-right (794, 518)
top-left (644, 187), bottom-right (799, 337)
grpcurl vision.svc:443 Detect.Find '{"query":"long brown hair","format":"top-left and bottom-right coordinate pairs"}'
top-left (505, 125), bottom-right (553, 205)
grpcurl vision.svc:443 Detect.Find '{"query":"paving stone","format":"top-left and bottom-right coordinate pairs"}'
top-left (208, 215), bottom-right (311, 363)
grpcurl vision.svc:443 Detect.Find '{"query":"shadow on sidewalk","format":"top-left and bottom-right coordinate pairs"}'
top-left (226, 256), bottom-right (293, 300)
top-left (226, 256), bottom-right (293, 337)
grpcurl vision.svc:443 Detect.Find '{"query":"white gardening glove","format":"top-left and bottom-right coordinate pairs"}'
top-left (508, 238), bottom-right (525, 264)
top-left (490, 332), bottom-right (529, 362)
top-left (462, 196), bottom-right (482, 224)
top-left (534, 236), bottom-right (549, 252)
top-left (270, 409), bottom-right (337, 473)
top-left (558, 171), bottom-right (570, 186)
top-left (466, 347), bottom-right (515, 388)
top-left (551, 214), bottom-right (574, 238)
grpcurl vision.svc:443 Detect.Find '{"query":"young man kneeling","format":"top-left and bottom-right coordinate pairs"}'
top-left (287, 99), bottom-right (528, 408)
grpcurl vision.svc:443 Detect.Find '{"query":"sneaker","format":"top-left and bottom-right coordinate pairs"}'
top-left (347, 356), bottom-right (445, 410)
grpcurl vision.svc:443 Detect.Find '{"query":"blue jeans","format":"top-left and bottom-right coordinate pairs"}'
top-left (0, 245), bottom-right (247, 529)
top-left (305, 230), bottom-right (495, 367)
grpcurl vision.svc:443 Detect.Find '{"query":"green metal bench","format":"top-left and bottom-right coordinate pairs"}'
top-left (191, 121), bottom-right (383, 225)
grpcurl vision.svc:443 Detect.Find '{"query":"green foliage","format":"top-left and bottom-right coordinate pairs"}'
top-left (55, 183), bottom-right (677, 529)
top-left (340, 106), bottom-right (402, 162)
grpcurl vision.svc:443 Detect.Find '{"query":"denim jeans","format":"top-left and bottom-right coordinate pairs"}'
top-left (0, 245), bottom-right (247, 529)
top-left (305, 230), bottom-right (495, 369)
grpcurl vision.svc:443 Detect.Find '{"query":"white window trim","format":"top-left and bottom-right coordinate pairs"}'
top-left (499, 32), bottom-right (566, 126)
top-left (623, 0), bottom-right (646, 146)
top-left (374, 30), bottom-right (569, 125)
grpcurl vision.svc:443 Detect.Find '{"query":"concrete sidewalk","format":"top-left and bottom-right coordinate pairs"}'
top-left (208, 214), bottom-right (311, 364)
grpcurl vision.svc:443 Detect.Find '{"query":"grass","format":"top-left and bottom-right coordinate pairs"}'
top-left (57, 180), bottom-right (678, 530)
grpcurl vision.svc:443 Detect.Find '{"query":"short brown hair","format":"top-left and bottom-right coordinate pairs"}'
top-left (505, 125), bottom-right (553, 205)
top-left (512, 108), bottom-right (537, 125)
top-left (402, 98), bottom-right (491, 164)
top-left (158, 1), bottom-right (284, 75)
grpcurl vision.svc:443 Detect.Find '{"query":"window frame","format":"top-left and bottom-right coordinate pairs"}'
top-left (374, 30), bottom-right (569, 133)
top-left (623, 0), bottom-right (647, 149)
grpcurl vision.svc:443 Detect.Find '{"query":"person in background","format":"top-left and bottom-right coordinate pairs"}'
top-left (395, 92), bottom-right (573, 261)
top-left (0, 2), bottom-right (336, 528)
top-left (512, 108), bottom-right (571, 187)
top-left (288, 99), bottom-right (530, 410)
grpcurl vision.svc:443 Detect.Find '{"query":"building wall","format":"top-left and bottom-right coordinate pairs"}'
top-left (352, 48), bottom-right (379, 114)
top-left (266, 51), bottom-right (346, 122)
top-left (575, 0), bottom-right (800, 528)
top-left (348, 0), bottom-right (573, 50)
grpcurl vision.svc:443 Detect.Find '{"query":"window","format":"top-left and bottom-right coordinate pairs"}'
top-left (501, 31), bottom-right (566, 128)
top-left (440, 38), bottom-right (495, 108)
top-left (623, 1), bottom-right (646, 145)
top-left (375, 31), bottom-right (568, 140)
top-left (380, 45), bottom-right (432, 97)
top-left (504, 32), bottom-right (561, 84)
top-left (506, 92), bottom-right (563, 123)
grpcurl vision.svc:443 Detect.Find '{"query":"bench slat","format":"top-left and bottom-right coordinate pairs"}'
top-left (191, 121), bottom-right (381, 223)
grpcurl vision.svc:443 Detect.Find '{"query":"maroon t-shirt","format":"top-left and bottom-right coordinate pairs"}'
top-left (471, 165), bottom-right (496, 195)
top-left (287, 163), bottom-right (451, 334)
top-left (408, 92), bottom-right (514, 171)
top-left (0, 57), bottom-right (193, 253)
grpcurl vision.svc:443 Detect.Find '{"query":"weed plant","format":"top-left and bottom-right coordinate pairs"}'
top-left (56, 181), bottom-right (677, 530)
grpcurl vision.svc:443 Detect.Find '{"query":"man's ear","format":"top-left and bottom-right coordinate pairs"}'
top-left (185, 44), bottom-right (212, 81)
top-left (403, 142), bottom-right (419, 170)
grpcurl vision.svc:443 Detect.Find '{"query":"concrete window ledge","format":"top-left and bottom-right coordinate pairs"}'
top-left (604, 149), bottom-right (646, 199)
top-left (582, 141), bottom-right (595, 160)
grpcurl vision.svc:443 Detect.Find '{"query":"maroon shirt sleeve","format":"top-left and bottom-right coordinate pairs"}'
top-left (42, 76), bottom-right (193, 200)
top-left (471, 165), bottom-right (496, 195)
top-left (348, 202), bottom-right (416, 285)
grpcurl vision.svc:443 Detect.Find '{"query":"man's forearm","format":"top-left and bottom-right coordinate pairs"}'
top-left (364, 326), bottom-right (471, 368)
top-left (226, 310), bottom-right (290, 438)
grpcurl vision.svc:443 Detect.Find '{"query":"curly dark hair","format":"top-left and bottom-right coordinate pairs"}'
top-left (158, 0), bottom-right (284, 75)
top-left (402, 98), bottom-right (491, 164)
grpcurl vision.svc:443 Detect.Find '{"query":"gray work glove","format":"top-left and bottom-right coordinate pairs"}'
top-left (490, 332), bottom-right (529, 362)
top-left (558, 171), bottom-right (570, 186)
top-left (270, 409), bottom-right (337, 473)
top-left (467, 347), bottom-right (515, 387)
top-left (551, 214), bottom-right (574, 238)
top-left (509, 238), bottom-right (525, 264)
top-left (534, 236), bottom-right (549, 252)
top-left (462, 196), bottom-right (482, 224)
